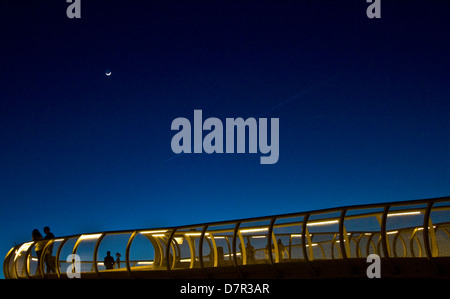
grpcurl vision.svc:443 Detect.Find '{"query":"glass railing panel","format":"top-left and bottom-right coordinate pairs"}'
top-left (430, 201), bottom-right (450, 257)
top-left (169, 226), bottom-right (205, 270)
top-left (96, 232), bottom-right (132, 272)
top-left (38, 238), bottom-right (63, 277)
top-left (13, 241), bottom-right (34, 278)
top-left (385, 203), bottom-right (427, 258)
top-left (57, 237), bottom-right (78, 277)
top-left (203, 223), bottom-right (236, 268)
top-left (237, 219), bottom-right (272, 266)
top-left (28, 242), bottom-right (41, 277)
top-left (129, 230), bottom-right (161, 271)
top-left (3, 247), bottom-right (16, 279)
top-left (344, 206), bottom-right (384, 258)
top-left (73, 233), bottom-right (103, 274)
top-left (305, 211), bottom-right (341, 260)
top-left (272, 215), bottom-right (305, 263)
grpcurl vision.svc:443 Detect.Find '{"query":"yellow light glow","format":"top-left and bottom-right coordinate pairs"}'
top-left (137, 261), bottom-right (154, 265)
top-left (224, 252), bottom-right (241, 258)
top-left (174, 237), bottom-right (184, 244)
top-left (14, 242), bottom-right (33, 261)
top-left (240, 228), bottom-right (269, 233)
top-left (185, 232), bottom-right (209, 236)
top-left (386, 231), bottom-right (398, 235)
top-left (417, 226), bottom-right (436, 231)
top-left (307, 220), bottom-right (339, 226)
top-left (387, 211), bottom-right (421, 217)
top-left (79, 233), bottom-right (102, 241)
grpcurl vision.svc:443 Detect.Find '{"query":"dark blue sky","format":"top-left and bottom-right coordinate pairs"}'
top-left (1, 0), bottom-right (449, 275)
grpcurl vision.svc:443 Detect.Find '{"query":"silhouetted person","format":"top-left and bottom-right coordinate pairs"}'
top-left (43, 226), bottom-right (55, 273)
top-left (217, 247), bottom-right (225, 266)
top-left (104, 251), bottom-right (115, 270)
top-left (32, 229), bottom-right (44, 275)
top-left (116, 253), bottom-right (121, 269)
top-left (277, 239), bottom-right (285, 261)
top-left (246, 241), bottom-right (256, 264)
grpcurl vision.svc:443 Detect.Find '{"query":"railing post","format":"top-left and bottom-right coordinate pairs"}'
top-left (198, 225), bottom-right (209, 278)
top-left (166, 229), bottom-right (177, 275)
top-left (3, 246), bottom-right (16, 279)
top-left (125, 231), bottom-right (137, 279)
top-left (423, 201), bottom-right (438, 274)
top-left (72, 235), bottom-right (82, 257)
top-left (301, 213), bottom-right (315, 276)
top-left (55, 238), bottom-right (68, 278)
top-left (380, 205), bottom-right (396, 275)
top-left (40, 239), bottom-right (56, 278)
top-left (92, 233), bottom-right (105, 278)
top-left (232, 222), bottom-right (243, 278)
top-left (24, 242), bottom-right (36, 279)
top-left (12, 246), bottom-right (19, 279)
top-left (267, 217), bottom-right (279, 278)
top-left (339, 208), bottom-right (349, 259)
top-left (380, 206), bottom-right (391, 257)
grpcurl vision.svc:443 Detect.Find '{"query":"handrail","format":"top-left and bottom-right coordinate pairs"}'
top-left (4, 196), bottom-right (450, 279)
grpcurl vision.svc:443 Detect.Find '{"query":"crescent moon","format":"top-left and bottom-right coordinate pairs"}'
top-left (106, 71), bottom-right (111, 76)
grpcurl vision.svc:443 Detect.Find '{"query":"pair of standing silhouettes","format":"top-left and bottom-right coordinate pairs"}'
top-left (31, 226), bottom-right (55, 274)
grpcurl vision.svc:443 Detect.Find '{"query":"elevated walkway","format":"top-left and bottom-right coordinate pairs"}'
top-left (4, 196), bottom-right (450, 279)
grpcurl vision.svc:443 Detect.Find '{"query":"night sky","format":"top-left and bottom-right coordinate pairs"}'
top-left (1, 0), bottom-right (449, 277)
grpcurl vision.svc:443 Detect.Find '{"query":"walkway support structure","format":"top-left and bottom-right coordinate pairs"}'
top-left (4, 196), bottom-right (450, 279)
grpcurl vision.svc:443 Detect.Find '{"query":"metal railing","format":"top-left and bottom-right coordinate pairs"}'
top-left (4, 196), bottom-right (450, 279)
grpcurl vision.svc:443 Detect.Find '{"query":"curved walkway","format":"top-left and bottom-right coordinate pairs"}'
top-left (4, 196), bottom-right (450, 279)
